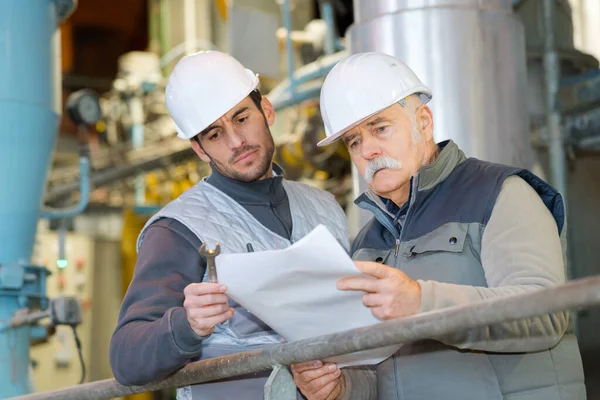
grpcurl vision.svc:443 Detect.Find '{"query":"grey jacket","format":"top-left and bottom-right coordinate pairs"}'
top-left (346, 140), bottom-right (585, 400)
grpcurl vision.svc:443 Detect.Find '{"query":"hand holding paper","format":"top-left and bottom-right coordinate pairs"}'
top-left (215, 225), bottom-right (401, 367)
top-left (338, 260), bottom-right (422, 320)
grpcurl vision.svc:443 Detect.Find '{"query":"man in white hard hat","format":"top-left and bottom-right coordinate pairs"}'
top-left (109, 51), bottom-right (352, 399)
top-left (292, 52), bottom-right (586, 399)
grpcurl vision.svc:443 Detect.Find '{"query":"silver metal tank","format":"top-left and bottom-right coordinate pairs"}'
top-left (348, 0), bottom-right (534, 169)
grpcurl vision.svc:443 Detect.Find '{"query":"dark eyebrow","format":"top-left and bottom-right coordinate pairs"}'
top-left (231, 107), bottom-right (250, 120)
top-left (199, 107), bottom-right (251, 138)
top-left (366, 117), bottom-right (389, 126)
top-left (199, 124), bottom-right (220, 138)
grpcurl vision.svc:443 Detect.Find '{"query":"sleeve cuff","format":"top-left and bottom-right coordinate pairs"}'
top-left (417, 280), bottom-right (435, 313)
top-left (168, 307), bottom-right (209, 355)
top-left (338, 371), bottom-right (352, 400)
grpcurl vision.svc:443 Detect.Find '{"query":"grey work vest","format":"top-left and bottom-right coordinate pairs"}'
top-left (352, 140), bottom-right (585, 400)
top-left (137, 178), bottom-right (349, 399)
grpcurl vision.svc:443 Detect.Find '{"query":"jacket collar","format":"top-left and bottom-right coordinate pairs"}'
top-left (354, 140), bottom-right (466, 220)
top-left (205, 162), bottom-right (287, 206)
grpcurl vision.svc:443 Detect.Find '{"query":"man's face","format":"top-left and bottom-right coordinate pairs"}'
top-left (342, 101), bottom-right (434, 199)
top-left (191, 95), bottom-right (276, 182)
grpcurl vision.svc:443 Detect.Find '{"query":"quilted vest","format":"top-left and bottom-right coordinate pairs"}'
top-left (352, 140), bottom-right (585, 400)
top-left (137, 177), bottom-right (349, 399)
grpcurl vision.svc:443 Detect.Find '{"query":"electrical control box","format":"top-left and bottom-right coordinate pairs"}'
top-left (29, 230), bottom-right (94, 392)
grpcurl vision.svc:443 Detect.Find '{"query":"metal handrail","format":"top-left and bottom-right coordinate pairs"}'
top-left (9, 275), bottom-right (600, 400)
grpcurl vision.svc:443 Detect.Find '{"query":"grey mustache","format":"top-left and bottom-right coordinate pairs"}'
top-left (364, 156), bottom-right (401, 183)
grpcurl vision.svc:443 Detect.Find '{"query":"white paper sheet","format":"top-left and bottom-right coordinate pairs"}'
top-left (215, 225), bottom-right (401, 367)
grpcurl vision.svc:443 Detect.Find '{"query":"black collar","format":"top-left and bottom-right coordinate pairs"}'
top-left (206, 163), bottom-right (287, 205)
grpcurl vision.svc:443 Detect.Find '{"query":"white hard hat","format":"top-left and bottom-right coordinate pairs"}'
top-left (318, 52), bottom-right (432, 147)
top-left (165, 51), bottom-right (259, 140)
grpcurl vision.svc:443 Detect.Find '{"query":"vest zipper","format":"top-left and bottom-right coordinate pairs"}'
top-left (394, 239), bottom-right (400, 257)
top-left (398, 175), bottom-right (419, 246)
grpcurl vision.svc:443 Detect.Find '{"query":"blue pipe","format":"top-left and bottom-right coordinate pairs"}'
top-left (0, 0), bottom-right (75, 396)
top-left (267, 51), bottom-right (347, 110)
top-left (319, 1), bottom-right (336, 55)
top-left (40, 157), bottom-right (90, 220)
top-left (271, 82), bottom-right (323, 112)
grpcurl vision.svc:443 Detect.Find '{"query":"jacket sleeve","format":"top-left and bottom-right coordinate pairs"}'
top-left (417, 176), bottom-right (569, 353)
top-left (339, 366), bottom-right (378, 400)
top-left (109, 219), bottom-right (207, 385)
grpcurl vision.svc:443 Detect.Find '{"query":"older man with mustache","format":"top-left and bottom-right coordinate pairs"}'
top-left (291, 52), bottom-right (586, 400)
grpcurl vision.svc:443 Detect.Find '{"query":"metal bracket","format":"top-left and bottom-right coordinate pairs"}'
top-left (264, 365), bottom-right (297, 400)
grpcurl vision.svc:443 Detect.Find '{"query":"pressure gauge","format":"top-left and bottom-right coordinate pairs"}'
top-left (66, 89), bottom-right (102, 125)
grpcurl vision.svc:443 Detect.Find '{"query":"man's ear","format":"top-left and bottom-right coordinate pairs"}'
top-left (260, 96), bottom-right (276, 126)
top-left (190, 138), bottom-right (211, 163)
top-left (417, 105), bottom-right (434, 141)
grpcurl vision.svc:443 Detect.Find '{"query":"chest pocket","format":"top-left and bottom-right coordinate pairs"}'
top-left (400, 222), bottom-right (487, 286)
top-left (400, 222), bottom-right (468, 257)
top-left (352, 247), bottom-right (395, 264)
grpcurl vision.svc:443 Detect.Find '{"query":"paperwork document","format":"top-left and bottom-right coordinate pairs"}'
top-left (216, 225), bottom-right (401, 367)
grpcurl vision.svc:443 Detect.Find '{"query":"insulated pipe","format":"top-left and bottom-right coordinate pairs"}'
top-left (280, 0), bottom-right (297, 95)
top-left (542, 0), bottom-right (568, 209)
top-left (183, 0), bottom-right (197, 56)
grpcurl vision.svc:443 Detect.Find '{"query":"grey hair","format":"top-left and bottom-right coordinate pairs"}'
top-left (398, 94), bottom-right (424, 143)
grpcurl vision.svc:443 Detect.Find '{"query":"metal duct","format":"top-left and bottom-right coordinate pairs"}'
top-left (346, 0), bottom-right (534, 231)
top-left (349, 0), bottom-right (533, 167)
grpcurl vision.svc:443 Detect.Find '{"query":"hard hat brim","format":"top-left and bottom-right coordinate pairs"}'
top-left (317, 89), bottom-right (432, 147)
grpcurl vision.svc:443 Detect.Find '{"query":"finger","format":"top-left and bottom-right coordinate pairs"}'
top-left (313, 379), bottom-right (340, 400)
top-left (184, 282), bottom-right (227, 296)
top-left (308, 369), bottom-right (342, 395)
top-left (184, 293), bottom-right (229, 307)
top-left (186, 303), bottom-right (230, 318)
top-left (362, 293), bottom-right (385, 307)
top-left (190, 308), bottom-right (234, 329)
top-left (354, 261), bottom-right (392, 279)
top-left (299, 363), bottom-right (338, 383)
top-left (370, 306), bottom-right (387, 320)
top-left (291, 360), bottom-right (322, 374)
top-left (337, 276), bottom-right (380, 292)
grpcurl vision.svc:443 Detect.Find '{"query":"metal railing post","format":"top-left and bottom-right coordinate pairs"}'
top-left (264, 365), bottom-right (297, 400)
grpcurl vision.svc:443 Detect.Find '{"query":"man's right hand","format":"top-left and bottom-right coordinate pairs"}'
top-left (291, 360), bottom-right (345, 400)
top-left (183, 283), bottom-right (234, 337)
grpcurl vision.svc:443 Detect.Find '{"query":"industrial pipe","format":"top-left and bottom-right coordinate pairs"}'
top-left (40, 157), bottom-right (90, 219)
top-left (9, 275), bottom-right (600, 400)
top-left (44, 146), bottom-right (194, 202)
top-left (280, 0), bottom-right (297, 95)
top-left (319, 1), bottom-right (336, 55)
top-left (267, 51), bottom-right (348, 109)
top-left (542, 0), bottom-right (568, 208)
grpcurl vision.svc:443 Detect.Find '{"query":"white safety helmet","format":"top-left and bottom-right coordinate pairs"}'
top-left (165, 51), bottom-right (260, 140)
top-left (318, 52), bottom-right (432, 146)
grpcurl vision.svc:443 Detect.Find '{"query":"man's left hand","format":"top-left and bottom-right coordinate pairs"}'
top-left (337, 261), bottom-right (422, 320)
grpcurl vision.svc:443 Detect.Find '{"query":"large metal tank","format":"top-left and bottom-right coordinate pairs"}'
top-left (348, 0), bottom-right (533, 168)
top-left (345, 0), bottom-right (534, 233)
